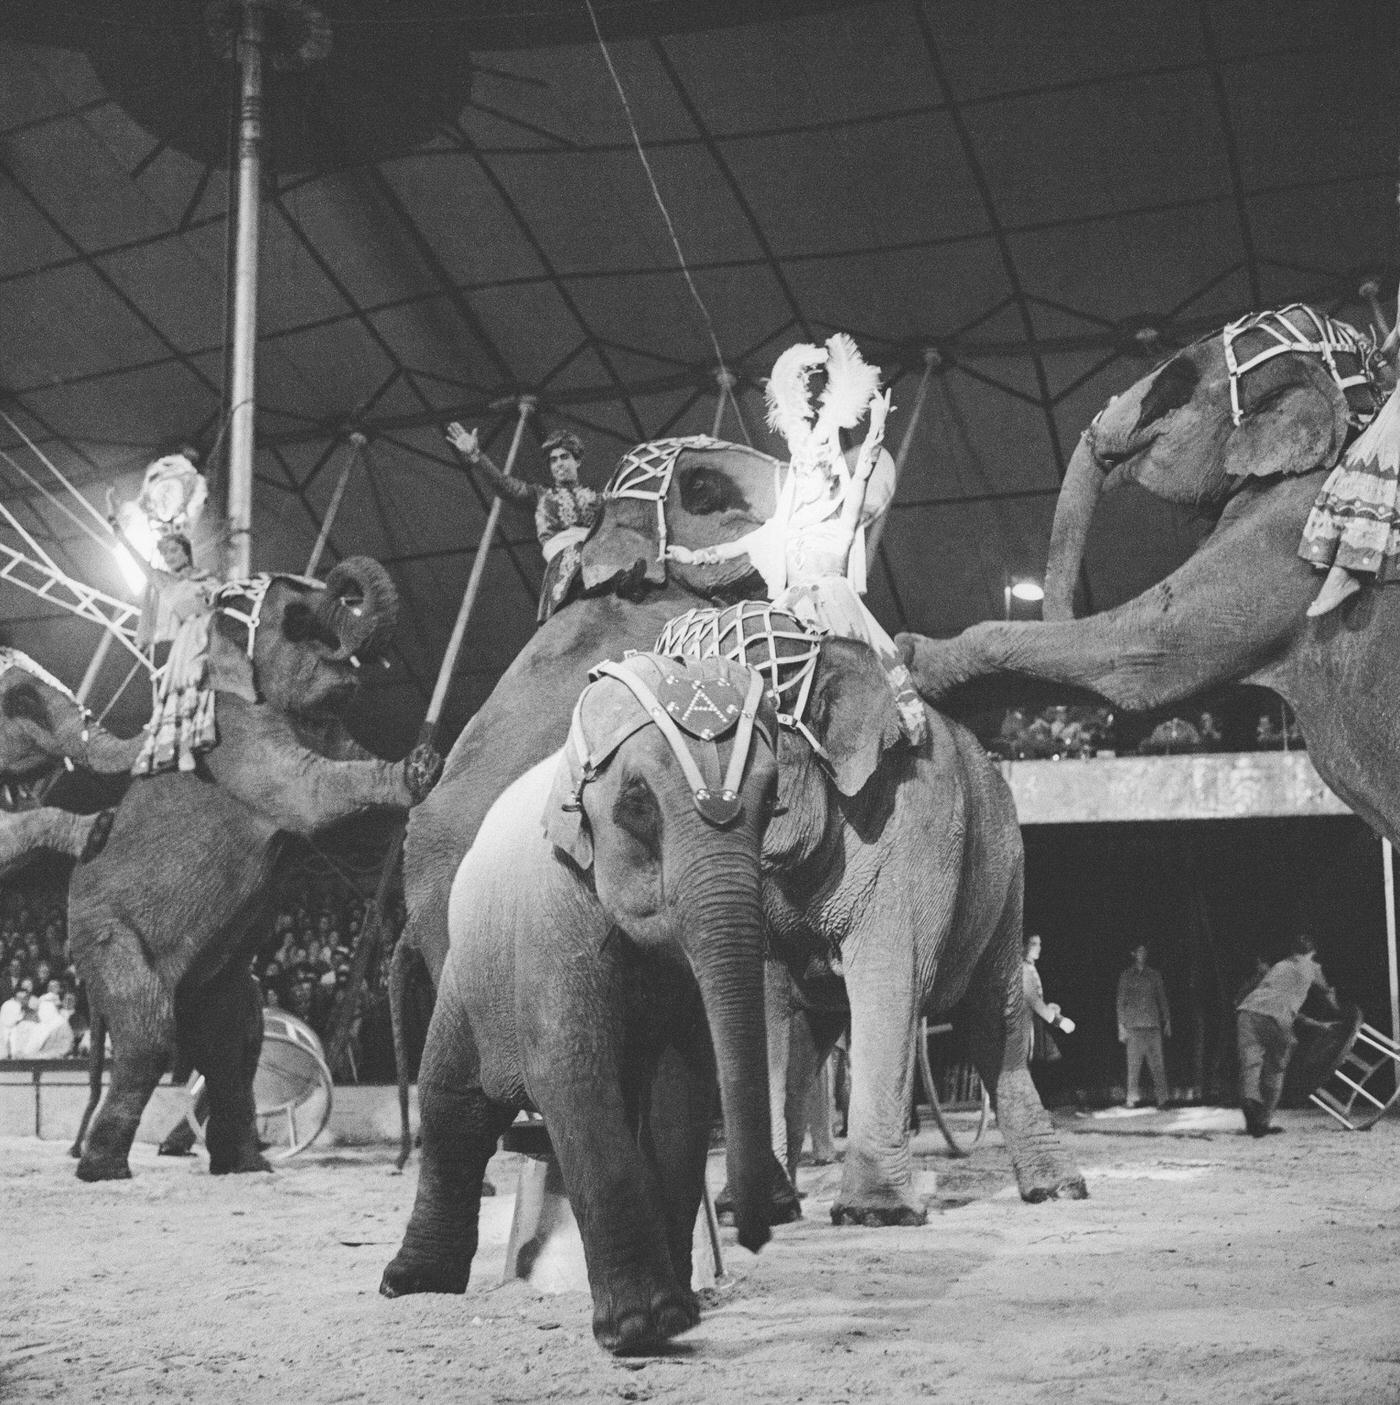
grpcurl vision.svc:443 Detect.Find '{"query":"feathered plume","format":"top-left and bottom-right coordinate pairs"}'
top-left (815, 333), bottom-right (881, 438)
top-left (765, 342), bottom-right (829, 453)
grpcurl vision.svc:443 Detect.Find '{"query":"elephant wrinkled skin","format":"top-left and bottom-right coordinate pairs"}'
top-left (69, 558), bottom-right (439, 1183)
top-left (896, 306), bottom-right (1400, 851)
top-left (382, 656), bottom-right (778, 1353)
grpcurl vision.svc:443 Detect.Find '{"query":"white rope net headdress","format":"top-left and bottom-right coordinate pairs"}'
top-left (655, 600), bottom-right (827, 757)
top-left (1223, 304), bottom-right (1387, 429)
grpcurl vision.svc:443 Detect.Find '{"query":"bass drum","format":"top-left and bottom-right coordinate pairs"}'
top-left (185, 1009), bottom-right (334, 1160)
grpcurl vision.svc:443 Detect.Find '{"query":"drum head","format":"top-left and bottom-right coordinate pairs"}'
top-left (185, 1008), bottom-right (334, 1159)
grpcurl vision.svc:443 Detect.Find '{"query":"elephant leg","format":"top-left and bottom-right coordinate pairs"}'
top-left (525, 965), bottom-right (694, 1354)
top-left (184, 969), bottom-right (269, 1175)
top-left (641, 999), bottom-right (715, 1308)
top-left (76, 937), bottom-right (175, 1182)
top-left (965, 894), bottom-right (1087, 1203)
top-left (382, 994), bottom-right (514, 1297)
top-left (0, 806), bottom-right (109, 868)
top-left (833, 920), bottom-right (927, 1227)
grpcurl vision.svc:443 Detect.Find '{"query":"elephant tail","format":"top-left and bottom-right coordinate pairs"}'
top-left (389, 937), bottom-right (415, 1171)
top-left (69, 1011), bottom-right (106, 1158)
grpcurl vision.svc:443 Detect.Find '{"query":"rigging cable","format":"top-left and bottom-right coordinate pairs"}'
top-left (581, 0), bottom-right (733, 387)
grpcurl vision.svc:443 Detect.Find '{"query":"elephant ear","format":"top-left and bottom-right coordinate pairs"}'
top-left (204, 616), bottom-right (259, 703)
top-left (542, 744), bottom-right (593, 871)
top-left (1223, 354), bottom-right (1350, 481)
top-left (807, 636), bottom-right (902, 797)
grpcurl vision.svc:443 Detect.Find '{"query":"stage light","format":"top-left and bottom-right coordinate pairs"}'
top-left (1010, 580), bottom-right (1044, 603)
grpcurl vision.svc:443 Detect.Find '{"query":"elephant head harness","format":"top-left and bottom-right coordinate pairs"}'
top-left (1223, 304), bottom-right (1387, 430)
top-left (654, 601), bottom-right (827, 760)
top-left (551, 653), bottom-right (776, 864)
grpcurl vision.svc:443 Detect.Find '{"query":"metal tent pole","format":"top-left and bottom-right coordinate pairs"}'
top-left (420, 396), bottom-right (535, 739)
top-left (226, 1), bottom-right (266, 580)
top-left (1384, 839), bottom-right (1399, 1042)
top-left (304, 433), bottom-right (365, 578)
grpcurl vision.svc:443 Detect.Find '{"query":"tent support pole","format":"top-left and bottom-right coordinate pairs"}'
top-left (1385, 839), bottom-right (1399, 1043)
top-left (75, 630), bottom-right (115, 707)
top-left (305, 433), bottom-right (365, 578)
top-left (419, 396), bottom-right (535, 743)
top-left (226, 1), bottom-right (266, 581)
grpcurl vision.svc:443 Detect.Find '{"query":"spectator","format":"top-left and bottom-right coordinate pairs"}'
top-left (1116, 943), bottom-right (1172, 1108)
top-left (1, 978), bottom-right (33, 1053)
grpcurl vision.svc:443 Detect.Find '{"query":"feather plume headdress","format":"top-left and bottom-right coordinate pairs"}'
top-left (765, 334), bottom-right (881, 461)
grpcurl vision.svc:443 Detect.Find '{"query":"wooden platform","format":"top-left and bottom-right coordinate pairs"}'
top-left (999, 749), bottom-right (1350, 825)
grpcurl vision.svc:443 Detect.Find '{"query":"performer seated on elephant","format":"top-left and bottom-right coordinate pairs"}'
top-left (1300, 379), bottom-right (1400, 617)
top-left (667, 335), bottom-right (925, 741)
top-left (106, 491), bottom-right (219, 774)
top-left (445, 423), bottom-right (601, 623)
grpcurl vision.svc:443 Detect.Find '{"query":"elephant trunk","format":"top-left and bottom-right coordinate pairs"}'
top-left (1043, 431), bottom-right (1107, 622)
top-left (50, 701), bottom-right (143, 776)
top-left (673, 834), bottom-right (773, 1256)
top-left (317, 557), bottom-right (400, 660)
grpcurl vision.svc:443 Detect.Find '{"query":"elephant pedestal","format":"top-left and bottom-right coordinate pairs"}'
top-left (500, 1119), bottom-right (723, 1293)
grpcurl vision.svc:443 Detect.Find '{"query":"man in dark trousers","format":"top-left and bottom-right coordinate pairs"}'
top-left (1236, 934), bottom-right (1339, 1137)
top-left (1116, 943), bottom-right (1172, 1107)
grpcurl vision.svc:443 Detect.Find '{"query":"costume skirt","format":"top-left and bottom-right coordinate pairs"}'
top-left (1299, 385), bottom-right (1400, 578)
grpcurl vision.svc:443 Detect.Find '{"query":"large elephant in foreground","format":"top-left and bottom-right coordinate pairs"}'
top-left (896, 304), bottom-right (1400, 849)
top-left (397, 438), bottom-right (1081, 1221)
top-left (69, 558), bottom-right (439, 1182)
top-left (383, 655), bottom-right (779, 1352)
top-left (0, 646), bottom-right (144, 873)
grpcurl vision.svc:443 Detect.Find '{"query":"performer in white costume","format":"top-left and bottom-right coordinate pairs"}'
top-left (669, 335), bottom-right (925, 741)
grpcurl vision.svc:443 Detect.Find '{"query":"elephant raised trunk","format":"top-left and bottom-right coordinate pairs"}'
top-left (317, 557), bottom-right (399, 661)
top-left (1043, 431), bottom-right (1107, 622)
top-left (672, 826), bottom-right (773, 1256)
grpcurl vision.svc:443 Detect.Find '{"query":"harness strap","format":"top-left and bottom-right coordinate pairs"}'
top-left (567, 660), bottom-right (769, 828)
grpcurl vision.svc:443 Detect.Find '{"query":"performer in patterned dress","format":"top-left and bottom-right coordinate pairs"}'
top-left (446, 423), bottom-right (601, 623)
top-left (106, 493), bottom-right (219, 775)
top-left (1300, 379), bottom-right (1400, 616)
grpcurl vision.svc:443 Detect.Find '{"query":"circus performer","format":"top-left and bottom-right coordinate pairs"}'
top-left (1300, 379), bottom-right (1400, 616)
top-left (445, 423), bottom-right (601, 623)
top-left (667, 334), bottom-right (925, 741)
top-left (106, 488), bottom-right (219, 775)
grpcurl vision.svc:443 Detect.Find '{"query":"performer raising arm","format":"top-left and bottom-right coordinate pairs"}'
top-left (445, 422), bottom-right (601, 624)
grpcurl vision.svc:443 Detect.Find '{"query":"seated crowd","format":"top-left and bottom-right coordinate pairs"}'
top-left (0, 877), bottom-right (408, 1079)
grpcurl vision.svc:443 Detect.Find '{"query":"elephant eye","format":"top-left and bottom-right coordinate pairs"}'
top-left (678, 465), bottom-right (751, 516)
top-left (612, 774), bottom-right (662, 854)
top-left (1133, 355), bottom-right (1200, 433)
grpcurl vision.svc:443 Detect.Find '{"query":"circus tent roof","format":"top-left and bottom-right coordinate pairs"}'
top-left (0, 0), bottom-right (1395, 751)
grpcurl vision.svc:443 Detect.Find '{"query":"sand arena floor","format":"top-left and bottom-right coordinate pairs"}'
top-left (4, 1106), bottom-right (1400, 1404)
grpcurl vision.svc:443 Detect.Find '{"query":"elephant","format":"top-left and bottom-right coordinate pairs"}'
top-left (0, 644), bottom-right (144, 873)
top-left (381, 653), bottom-right (779, 1352)
top-left (894, 303), bottom-right (1400, 852)
top-left (395, 437), bottom-right (1082, 1223)
top-left (655, 602), bottom-right (1084, 1220)
top-left (68, 557), bottom-right (440, 1182)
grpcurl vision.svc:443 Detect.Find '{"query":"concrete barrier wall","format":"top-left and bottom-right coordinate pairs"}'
top-left (0, 1066), bottom-right (420, 1148)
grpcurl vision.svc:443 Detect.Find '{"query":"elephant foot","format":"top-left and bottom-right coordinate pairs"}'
top-left (830, 1199), bottom-right (928, 1228)
top-left (158, 1122), bottom-right (198, 1157)
top-left (593, 1283), bottom-right (699, 1355)
top-left (75, 1154), bottom-right (132, 1183)
top-left (715, 1179), bottom-right (802, 1228)
top-left (208, 1151), bottom-right (272, 1176)
top-left (379, 1252), bottom-right (470, 1298)
top-left (80, 808), bottom-right (116, 862)
top-left (1019, 1172), bottom-right (1089, 1204)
